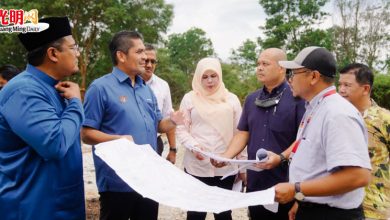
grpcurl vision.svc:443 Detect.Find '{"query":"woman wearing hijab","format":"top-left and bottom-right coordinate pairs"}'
top-left (177, 57), bottom-right (246, 220)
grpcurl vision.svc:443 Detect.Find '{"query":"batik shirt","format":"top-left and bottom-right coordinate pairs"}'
top-left (363, 100), bottom-right (390, 219)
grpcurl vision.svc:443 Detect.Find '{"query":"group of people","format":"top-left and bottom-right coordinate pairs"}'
top-left (0, 16), bottom-right (388, 220)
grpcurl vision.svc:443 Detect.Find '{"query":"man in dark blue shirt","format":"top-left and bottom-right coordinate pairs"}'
top-left (82, 31), bottom-right (183, 220)
top-left (213, 48), bottom-right (305, 220)
top-left (0, 17), bottom-right (85, 220)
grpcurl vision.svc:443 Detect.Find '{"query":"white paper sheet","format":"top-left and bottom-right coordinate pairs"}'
top-left (232, 179), bottom-right (243, 192)
top-left (184, 145), bottom-right (267, 179)
top-left (95, 138), bottom-right (278, 213)
top-left (185, 145), bottom-right (266, 165)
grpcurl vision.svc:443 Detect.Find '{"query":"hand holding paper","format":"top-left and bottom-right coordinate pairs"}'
top-left (94, 138), bottom-right (278, 213)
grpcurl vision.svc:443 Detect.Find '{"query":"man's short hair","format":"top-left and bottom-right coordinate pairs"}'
top-left (339, 63), bottom-right (374, 88)
top-left (0, 64), bottom-right (20, 81)
top-left (109, 31), bottom-right (144, 65)
top-left (144, 43), bottom-right (156, 52)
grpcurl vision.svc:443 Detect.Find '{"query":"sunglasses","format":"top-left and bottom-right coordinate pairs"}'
top-left (145, 59), bottom-right (158, 65)
top-left (254, 88), bottom-right (285, 108)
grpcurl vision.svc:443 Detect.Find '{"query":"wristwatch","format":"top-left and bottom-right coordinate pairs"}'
top-left (169, 147), bottom-right (177, 153)
top-left (279, 153), bottom-right (288, 166)
top-left (294, 182), bottom-right (305, 201)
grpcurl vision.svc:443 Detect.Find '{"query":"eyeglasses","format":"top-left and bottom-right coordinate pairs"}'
top-left (69, 44), bottom-right (79, 53)
top-left (255, 88), bottom-right (286, 108)
top-left (145, 59), bottom-right (158, 65)
top-left (287, 69), bottom-right (312, 80)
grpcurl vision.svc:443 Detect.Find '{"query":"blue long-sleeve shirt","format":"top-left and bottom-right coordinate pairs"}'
top-left (0, 64), bottom-right (85, 220)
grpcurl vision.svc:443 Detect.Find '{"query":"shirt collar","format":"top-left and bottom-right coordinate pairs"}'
top-left (260, 80), bottom-right (289, 97)
top-left (306, 85), bottom-right (336, 109)
top-left (26, 64), bottom-right (59, 86)
top-left (362, 99), bottom-right (378, 119)
top-left (145, 74), bottom-right (156, 85)
top-left (112, 67), bottom-right (145, 86)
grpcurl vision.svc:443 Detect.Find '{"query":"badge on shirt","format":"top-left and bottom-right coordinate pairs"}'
top-left (119, 96), bottom-right (127, 104)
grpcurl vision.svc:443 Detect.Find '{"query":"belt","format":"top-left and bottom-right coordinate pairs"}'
top-left (297, 201), bottom-right (331, 209)
top-left (297, 201), bottom-right (362, 211)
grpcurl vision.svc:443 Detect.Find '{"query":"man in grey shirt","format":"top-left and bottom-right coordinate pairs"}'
top-left (262, 46), bottom-right (371, 220)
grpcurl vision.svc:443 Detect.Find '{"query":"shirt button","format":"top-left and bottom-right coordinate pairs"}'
top-left (266, 110), bottom-right (269, 113)
top-left (264, 124), bottom-right (267, 127)
top-left (262, 139), bottom-right (265, 141)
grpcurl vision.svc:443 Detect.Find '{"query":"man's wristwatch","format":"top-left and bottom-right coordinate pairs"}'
top-left (279, 153), bottom-right (288, 166)
top-left (169, 147), bottom-right (177, 153)
top-left (294, 182), bottom-right (305, 201)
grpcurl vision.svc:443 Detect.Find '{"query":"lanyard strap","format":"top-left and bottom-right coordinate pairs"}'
top-left (291, 89), bottom-right (336, 157)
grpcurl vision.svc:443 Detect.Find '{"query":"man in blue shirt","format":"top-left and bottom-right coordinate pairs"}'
top-left (213, 48), bottom-right (305, 220)
top-left (82, 31), bottom-right (183, 220)
top-left (0, 17), bottom-right (85, 220)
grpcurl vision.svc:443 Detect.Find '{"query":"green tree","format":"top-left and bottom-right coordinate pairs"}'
top-left (333, 0), bottom-right (390, 70)
top-left (222, 63), bottom-right (259, 104)
top-left (372, 73), bottom-right (390, 110)
top-left (154, 47), bottom-right (191, 108)
top-left (0, 33), bottom-right (26, 70)
top-left (167, 27), bottom-right (214, 75)
top-left (258, 0), bottom-right (331, 56)
top-left (230, 39), bottom-right (259, 80)
top-left (2, 0), bottom-right (173, 96)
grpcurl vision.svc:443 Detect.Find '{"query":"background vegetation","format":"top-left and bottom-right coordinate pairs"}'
top-left (1, 0), bottom-right (389, 109)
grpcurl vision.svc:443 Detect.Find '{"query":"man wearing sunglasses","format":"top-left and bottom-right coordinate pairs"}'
top-left (212, 48), bottom-right (305, 220)
top-left (141, 44), bottom-right (177, 164)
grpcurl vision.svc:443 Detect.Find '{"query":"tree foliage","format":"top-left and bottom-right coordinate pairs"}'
top-left (230, 39), bottom-right (259, 80)
top-left (1, 0), bottom-right (173, 95)
top-left (1, 1), bottom-right (388, 109)
top-left (258, 0), bottom-right (331, 56)
top-left (332, 0), bottom-right (390, 71)
top-left (372, 73), bottom-right (390, 110)
top-left (166, 27), bottom-right (214, 75)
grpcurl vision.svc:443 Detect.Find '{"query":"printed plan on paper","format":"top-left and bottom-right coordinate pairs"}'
top-left (94, 138), bottom-right (278, 213)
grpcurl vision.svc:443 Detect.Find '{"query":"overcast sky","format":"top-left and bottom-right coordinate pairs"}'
top-left (165, 0), bottom-right (266, 61)
top-left (165, 0), bottom-right (333, 61)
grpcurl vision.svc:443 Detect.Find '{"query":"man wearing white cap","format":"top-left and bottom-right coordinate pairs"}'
top-left (270, 46), bottom-right (371, 220)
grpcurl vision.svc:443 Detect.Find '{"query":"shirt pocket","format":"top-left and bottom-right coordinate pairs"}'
top-left (140, 97), bottom-right (157, 114)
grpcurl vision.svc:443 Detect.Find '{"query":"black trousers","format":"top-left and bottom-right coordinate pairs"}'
top-left (157, 135), bottom-right (164, 156)
top-left (186, 173), bottom-right (236, 220)
top-left (296, 201), bottom-right (364, 220)
top-left (99, 191), bottom-right (158, 220)
top-left (249, 201), bottom-right (293, 220)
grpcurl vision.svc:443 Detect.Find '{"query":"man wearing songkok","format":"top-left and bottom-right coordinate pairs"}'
top-left (0, 16), bottom-right (85, 219)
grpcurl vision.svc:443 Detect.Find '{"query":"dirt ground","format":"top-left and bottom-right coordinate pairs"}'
top-left (83, 140), bottom-right (249, 220)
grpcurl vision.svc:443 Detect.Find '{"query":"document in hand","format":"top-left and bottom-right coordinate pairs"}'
top-left (95, 138), bottom-right (278, 213)
top-left (185, 145), bottom-right (269, 179)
